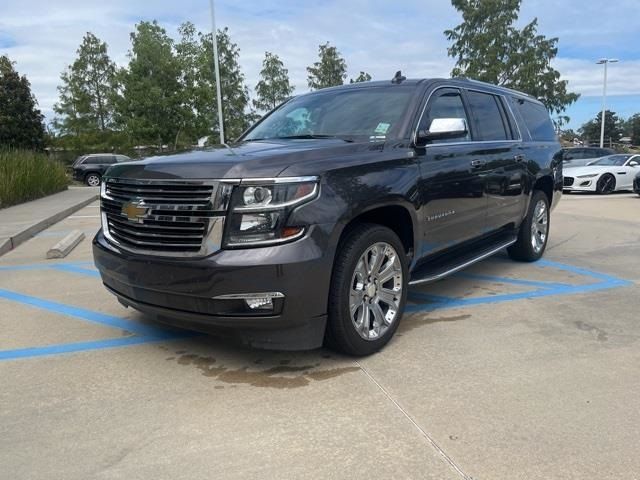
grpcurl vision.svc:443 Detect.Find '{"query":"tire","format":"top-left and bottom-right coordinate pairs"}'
top-left (326, 223), bottom-right (408, 356)
top-left (85, 173), bottom-right (101, 187)
top-left (596, 174), bottom-right (615, 194)
top-left (508, 190), bottom-right (550, 262)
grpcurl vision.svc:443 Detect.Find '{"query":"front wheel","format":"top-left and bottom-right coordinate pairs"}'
top-left (596, 174), bottom-right (615, 194)
top-left (508, 190), bottom-right (550, 262)
top-left (327, 223), bottom-right (408, 356)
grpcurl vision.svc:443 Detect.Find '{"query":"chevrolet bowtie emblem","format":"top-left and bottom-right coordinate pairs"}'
top-left (121, 200), bottom-right (150, 224)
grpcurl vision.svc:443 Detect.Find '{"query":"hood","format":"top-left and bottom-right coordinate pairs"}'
top-left (564, 165), bottom-right (619, 177)
top-left (105, 139), bottom-right (374, 180)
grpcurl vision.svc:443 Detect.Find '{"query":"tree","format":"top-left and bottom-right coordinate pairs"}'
top-left (114, 21), bottom-right (184, 147)
top-left (54, 33), bottom-right (117, 136)
top-left (175, 21), bottom-right (212, 145)
top-left (444, 0), bottom-right (579, 115)
top-left (253, 52), bottom-right (294, 112)
top-left (579, 110), bottom-right (623, 145)
top-left (307, 42), bottom-right (347, 90)
top-left (629, 114), bottom-right (640, 146)
top-left (350, 71), bottom-right (372, 83)
top-left (0, 55), bottom-right (45, 149)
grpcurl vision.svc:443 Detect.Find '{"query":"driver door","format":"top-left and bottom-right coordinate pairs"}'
top-left (415, 87), bottom-right (488, 257)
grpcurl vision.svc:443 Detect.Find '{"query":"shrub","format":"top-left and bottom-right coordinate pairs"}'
top-left (0, 149), bottom-right (69, 209)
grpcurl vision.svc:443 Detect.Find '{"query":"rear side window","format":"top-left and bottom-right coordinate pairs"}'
top-left (515, 100), bottom-right (556, 141)
top-left (466, 91), bottom-right (509, 141)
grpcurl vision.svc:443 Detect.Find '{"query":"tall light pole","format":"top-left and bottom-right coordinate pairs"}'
top-left (596, 58), bottom-right (618, 148)
top-left (209, 0), bottom-right (225, 145)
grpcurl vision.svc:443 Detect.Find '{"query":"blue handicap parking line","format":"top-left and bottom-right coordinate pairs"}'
top-left (0, 259), bottom-right (633, 361)
top-left (406, 259), bottom-right (631, 313)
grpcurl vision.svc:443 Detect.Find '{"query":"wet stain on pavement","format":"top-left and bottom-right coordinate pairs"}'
top-left (575, 321), bottom-right (608, 342)
top-left (171, 353), bottom-right (360, 389)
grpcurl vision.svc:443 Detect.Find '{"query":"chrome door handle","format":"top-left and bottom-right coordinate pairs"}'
top-left (514, 154), bottom-right (525, 163)
top-left (470, 159), bottom-right (486, 168)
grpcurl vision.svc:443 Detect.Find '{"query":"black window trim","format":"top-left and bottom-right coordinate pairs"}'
top-left (413, 85), bottom-right (523, 147)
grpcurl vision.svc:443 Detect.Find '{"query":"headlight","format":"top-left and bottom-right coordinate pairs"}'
top-left (577, 174), bottom-right (598, 178)
top-left (224, 177), bottom-right (319, 247)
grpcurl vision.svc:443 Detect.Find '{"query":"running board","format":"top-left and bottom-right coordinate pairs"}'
top-left (409, 235), bottom-right (517, 286)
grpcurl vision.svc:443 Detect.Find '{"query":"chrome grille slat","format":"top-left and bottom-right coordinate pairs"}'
top-left (101, 178), bottom-right (233, 257)
top-left (107, 215), bottom-right (205, 233)
top-left (107, 222), bottom-right (203, 240)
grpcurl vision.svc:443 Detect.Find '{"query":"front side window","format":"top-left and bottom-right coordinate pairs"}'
top-left (466, 91), bottom-right (509, 141)
top-left (243, 86), bottom-right (416, 142)
top-left (420, 88), bottom-right (471, 144)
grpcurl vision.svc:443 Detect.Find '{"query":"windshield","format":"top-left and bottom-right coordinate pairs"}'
top-left (243, 86), bottom-right (416, 142)
top-left (589, 154), bottom-right (631, 166)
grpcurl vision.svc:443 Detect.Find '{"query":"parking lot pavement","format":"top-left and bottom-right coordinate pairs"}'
top-left (1, 197), bottom-right (639, 480)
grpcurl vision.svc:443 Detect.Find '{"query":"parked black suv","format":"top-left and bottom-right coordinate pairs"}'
top-left (71, 154), bottom-right (131, 186)
top-left (93, 78), bottom-right (562, 355)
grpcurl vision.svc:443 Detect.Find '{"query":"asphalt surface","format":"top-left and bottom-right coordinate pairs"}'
top-left (1, 193), bottom-right (639, 480)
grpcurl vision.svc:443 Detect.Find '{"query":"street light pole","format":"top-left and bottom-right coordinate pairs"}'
top-left (596, 58), bottom-right (618, 148)
top-left (209, 0), bottom-right (225, 145)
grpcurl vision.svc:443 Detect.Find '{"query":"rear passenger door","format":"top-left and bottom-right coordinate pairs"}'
top-left (464, 89), bottom-right (526, 235)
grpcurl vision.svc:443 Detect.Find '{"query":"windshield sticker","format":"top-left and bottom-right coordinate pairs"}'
top-left (374, 122), bottom-right (391, 135)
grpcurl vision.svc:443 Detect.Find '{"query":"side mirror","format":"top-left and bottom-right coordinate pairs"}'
top-left (629, 160), bottom-right (639, 167)
top-left (417, 118), bottom-right (468, 143)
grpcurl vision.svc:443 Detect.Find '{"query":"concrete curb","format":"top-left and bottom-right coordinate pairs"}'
top-left (0, 194), bottom-right (98, 257)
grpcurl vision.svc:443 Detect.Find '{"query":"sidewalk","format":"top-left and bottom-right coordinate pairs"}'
top-left (0, 187), bottom-right (99, 256)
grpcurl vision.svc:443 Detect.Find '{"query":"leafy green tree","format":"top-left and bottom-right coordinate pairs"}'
top-left (444, 0), bottom-right (579, 114)
top-left (350, 71), bottom-right (372, 83)
top-left (54, 33), bottom-right (117, 136)
top-left (0, 55), bottom-right (45, 149)
top-left (175, 21), bottom-right (212, 145)
top-left (307, 42), bottom-right (347, 90)
top-left (253, 52), bottom-right (294, 112)
top-left (629, 114), bottom-right (640, 145)
top-left (115, 21), bottom-right (184, 147)
top-left (579, 110), bottom-right (623, 145)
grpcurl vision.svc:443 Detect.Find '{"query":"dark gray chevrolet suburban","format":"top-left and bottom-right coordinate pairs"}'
top-left (93, 77), bottom-right (562, 356)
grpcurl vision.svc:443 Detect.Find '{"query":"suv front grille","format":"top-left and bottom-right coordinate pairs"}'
top-left (564, 177), bottom-right (574, 187)
top-left (101, 178), bottom-right (234, 257)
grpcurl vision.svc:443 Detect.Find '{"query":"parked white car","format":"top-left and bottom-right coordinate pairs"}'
top-left (564, 154), bottom-right (640, 194)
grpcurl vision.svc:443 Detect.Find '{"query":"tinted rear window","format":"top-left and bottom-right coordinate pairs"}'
top-left (466, 91), bottom-right (509, 141)
top-left (515, 100), bottom-right (556, 141)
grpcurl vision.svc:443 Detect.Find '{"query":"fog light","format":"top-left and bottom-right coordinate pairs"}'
top-left (246, 296), bottom-right (274, 310)
top-left (212, 292), bottom-right (285, 314)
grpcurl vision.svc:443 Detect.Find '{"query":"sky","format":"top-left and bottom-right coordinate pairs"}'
top-left (1, 0), bottom-right (639, 130)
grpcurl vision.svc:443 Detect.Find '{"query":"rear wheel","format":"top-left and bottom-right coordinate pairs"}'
top-left (596, 174), bottom-right (615, 194)
top-left (327, 223), bottom-right (408, 356)
top-left (508, 190), bottom-right (550, 262)
top-left (85, 173), bottom-right (101, 187)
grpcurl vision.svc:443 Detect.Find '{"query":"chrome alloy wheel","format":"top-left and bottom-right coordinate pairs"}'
top-left (531, 199), bottom-right (548, 254)
top-left (86, 174), bottom-right (100, 187)
top-left (349, 242), bottom-right (403, 341)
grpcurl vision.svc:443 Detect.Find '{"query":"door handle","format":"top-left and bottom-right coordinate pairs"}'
top-left (514, 154), bottom-right (525, 163)
top-left (470, 159), bottom-right (486, 168)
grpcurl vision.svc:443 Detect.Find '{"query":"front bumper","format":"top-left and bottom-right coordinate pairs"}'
top-left (93, 225), bottom-right (335, 350)
top-left (563, 177), bottom-right (597, 192)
